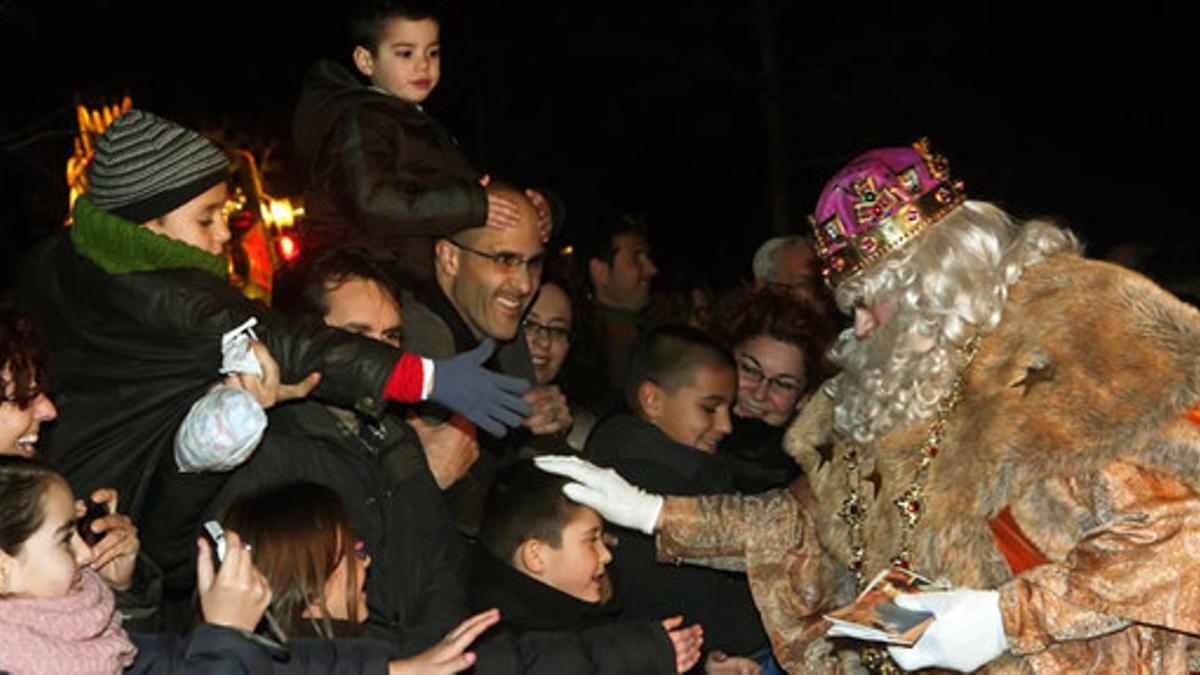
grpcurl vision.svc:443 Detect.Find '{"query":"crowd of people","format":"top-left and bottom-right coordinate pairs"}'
top-left (3, 1), bottom-right (1199, 674)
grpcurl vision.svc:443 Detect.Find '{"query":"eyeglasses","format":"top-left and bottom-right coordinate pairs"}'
top-left (523, 318), bottom-right (571, 343)
top-left (448, 240), bottom-right (545, 276)
top-left (736, 357), bottom-right (803, 397)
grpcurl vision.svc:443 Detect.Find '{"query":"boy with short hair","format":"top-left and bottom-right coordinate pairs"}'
top-left (293, 1), bottom-right (546, 284)
top-left (585, 325), bottom-right (771, 665)
top-left (469, 460), bottom-right (701, 673)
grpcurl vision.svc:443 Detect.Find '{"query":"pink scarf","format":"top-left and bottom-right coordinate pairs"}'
top-left (0, 567), bottom-right (136, 674)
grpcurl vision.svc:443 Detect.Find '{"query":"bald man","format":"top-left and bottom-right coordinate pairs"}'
top-left (405, 184), bottom-right (573, 532)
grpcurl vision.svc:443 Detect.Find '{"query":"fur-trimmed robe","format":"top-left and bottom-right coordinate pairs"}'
top-left (655, 253), bottom-right (1200, 673)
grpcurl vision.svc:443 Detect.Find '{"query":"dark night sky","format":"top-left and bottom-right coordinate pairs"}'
top-left (0, 1), bottom-right (1184, 287)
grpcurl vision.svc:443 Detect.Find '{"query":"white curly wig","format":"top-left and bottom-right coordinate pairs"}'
top-left (825, 200), bottom-right (1080, 443)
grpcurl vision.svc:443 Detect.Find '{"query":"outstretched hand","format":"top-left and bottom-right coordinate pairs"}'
top-left (224, 340), bottom-right (320, 409)
top-left (662, 615), bottom-right (704, 673)
top-left (389, 608), bottom-right (501, 674)
top-left (430, 338), bottom-right (532, 436)
top-left (534, 455), bottom-right (665, 534)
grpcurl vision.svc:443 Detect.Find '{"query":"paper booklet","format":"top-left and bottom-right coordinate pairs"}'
top-left (824, 566), bottom-right (947, 646)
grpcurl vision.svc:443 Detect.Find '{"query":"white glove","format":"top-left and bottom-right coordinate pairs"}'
top-left (534, 455), bottom-right (664, 535)
top-left (887, 589), bottom-right (1007, 673)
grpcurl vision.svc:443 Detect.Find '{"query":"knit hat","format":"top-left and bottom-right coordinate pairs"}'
top-left (88, 109), bottom-right (229, 224)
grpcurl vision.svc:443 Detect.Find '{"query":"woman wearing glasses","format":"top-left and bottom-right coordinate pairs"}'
top-left (717, 287), bottom-right (835, 493)
top-left (519, 278), bottom-right (601, 453)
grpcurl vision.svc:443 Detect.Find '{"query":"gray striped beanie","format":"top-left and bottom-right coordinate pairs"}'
top-left (88, 109), bottom-right (229, 223)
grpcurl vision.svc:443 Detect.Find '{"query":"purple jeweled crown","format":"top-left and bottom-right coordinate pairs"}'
top-left (809, 138), bottom-right (966, 286)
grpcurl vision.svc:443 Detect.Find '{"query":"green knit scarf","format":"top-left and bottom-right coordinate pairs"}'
top-left (69, 196), bottom-right (228, 279)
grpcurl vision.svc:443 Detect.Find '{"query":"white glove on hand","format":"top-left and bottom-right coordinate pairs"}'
top-left (887, 589), bottom-right (1007, 673)
top-left (534, 455), bottom-right (664, 535)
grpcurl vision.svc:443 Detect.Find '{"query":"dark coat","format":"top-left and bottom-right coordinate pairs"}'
top-left (468, 546), bottom-right (677, 674)
top-left (129, 623), bottom-right (394, 674)
top-left (20, 202), bottom-right (403, 601)
top-left (207, 401), bottom-right (468, 658)
top-left (292, 60), bottom-right (486, 283)
top-left (586, 414), bottom-right (770, 657)
top-left (405, 285), bottom-right (537, 535)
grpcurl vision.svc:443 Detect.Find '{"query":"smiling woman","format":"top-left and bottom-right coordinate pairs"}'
top-left (0, 299), bottom-right (56, 459)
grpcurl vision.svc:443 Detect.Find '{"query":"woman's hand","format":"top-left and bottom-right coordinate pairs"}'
top-left (388, 609), bottom-right (501, 674)
top-left (78, 488), bottom-right (139, 591)
top-left (196, 529), bottom-right (272, 632)
top-left (662, 615), bottom-right (704, 673)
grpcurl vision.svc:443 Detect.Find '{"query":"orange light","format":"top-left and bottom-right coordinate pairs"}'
top-left (277, 234), bottom-right (299, 262)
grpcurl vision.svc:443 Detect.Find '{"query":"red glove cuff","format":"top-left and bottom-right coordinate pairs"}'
top-left (383, 352), bottom-right (427, 403)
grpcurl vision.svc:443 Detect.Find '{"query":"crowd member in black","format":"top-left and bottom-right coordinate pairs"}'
top-left (585, 326), bottom-right (770, 667)
top-left (207, 246), bottom-right (477, 656)
top-left (405, 184), bottom-right (573, 534)
top-left (715, 286), bottom-right (835, 493)
top-left (469, 461), bottom-right (702, 674)
top-left (564, 213), bottom-right (659, 417)
top-left (18, 109), bottom-right (530, 630)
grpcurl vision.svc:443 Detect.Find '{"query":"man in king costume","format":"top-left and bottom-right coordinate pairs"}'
top-left (538, 140), bottom-right (1200, 673)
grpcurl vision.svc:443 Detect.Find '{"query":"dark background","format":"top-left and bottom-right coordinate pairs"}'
top-left (0, 1), bottom-right (1184, 289)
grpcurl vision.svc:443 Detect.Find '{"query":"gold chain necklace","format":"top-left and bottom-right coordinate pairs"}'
top-left (838, 335), bottom-right (981, 675)
top-left (837, 334), bottom-right (981, 590)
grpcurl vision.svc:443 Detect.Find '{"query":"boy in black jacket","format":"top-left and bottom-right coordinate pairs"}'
top-left (293, 1), bottom-right (551, 283)
top-left (470, 461), bottom-right (702, 674)
top-left (584, 325), bottom-right (772, 670)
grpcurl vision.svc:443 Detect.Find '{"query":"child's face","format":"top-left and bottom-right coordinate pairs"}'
top-left (356, 17), bottom-right (441, 103)
top-left (539, 507), bottom-right (611, 603)
top-left (649, 362), bottom-right (735, 453)
top-left (1, 478), bottom-right (91, 599)
top-left (142, 183), bottom-right (231, 256)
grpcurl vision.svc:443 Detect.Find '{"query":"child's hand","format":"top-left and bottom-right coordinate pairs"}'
top-left (388, 608), bottom-right (500, 674)
top-left (662, 615), bottom-right (704, 673)
top-left (224, 340), bottom-right (320, 409)
top-left (78, 488), bottom-right (139, 591)
top-left (705, 650), bottom-right (762, 675)
top-left (484, 193), bottom-right (522, 231)
top-left (196, 530), bottom-right (272, 632)
top-left (524, 188), bottom-right (553, 242)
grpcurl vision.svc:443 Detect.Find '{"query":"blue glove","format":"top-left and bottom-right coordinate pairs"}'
top-left (430, 338), bottom-right (532, 436)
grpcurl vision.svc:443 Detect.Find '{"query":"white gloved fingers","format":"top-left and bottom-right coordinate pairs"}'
top-left (562, 482), bottom-right (607, 512)
top-left (535, 455), bottom-right (603, 483)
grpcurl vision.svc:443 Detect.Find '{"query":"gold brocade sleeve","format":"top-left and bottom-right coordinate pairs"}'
top-left (656, 485), bottom-right (809, 562)
top-left (999, 460), bottom-right (1200, 668)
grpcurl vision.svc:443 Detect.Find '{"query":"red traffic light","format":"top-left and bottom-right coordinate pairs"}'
top-left (276, 234), bottom-right (299, 262)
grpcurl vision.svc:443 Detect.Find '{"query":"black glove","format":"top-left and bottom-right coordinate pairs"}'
top-left (430, 338), bottom-right (532, 436)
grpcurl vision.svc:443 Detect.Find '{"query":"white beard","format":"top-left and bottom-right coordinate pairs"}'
top-left (826, 306), bottom-right (960, 445)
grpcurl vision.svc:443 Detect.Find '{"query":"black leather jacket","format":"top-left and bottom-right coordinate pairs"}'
top-left (292, 60), bottom-right (487, 282)
top-left (20, 201), bottom-right (405, 595)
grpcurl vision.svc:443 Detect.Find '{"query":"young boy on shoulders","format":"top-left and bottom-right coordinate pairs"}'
top-left (293, 1), bottom-right (550, 283)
